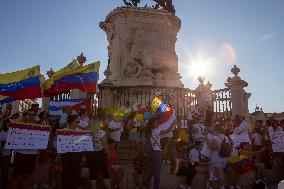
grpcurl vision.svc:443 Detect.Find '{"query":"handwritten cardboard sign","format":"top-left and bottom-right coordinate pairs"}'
top-left (5, 122), bottom-right (51, 150)
top-left (56, 129), bottom-right (94, 153)
top-left (270, 131), bottom-right (284, 152)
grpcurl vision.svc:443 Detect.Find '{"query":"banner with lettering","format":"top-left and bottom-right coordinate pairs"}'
top-left (57, 129), bottom-right (94, 153)
top-left (5, 122), bottom-right (51, 150)
top-left (270, 131), bottom-right (284, 152)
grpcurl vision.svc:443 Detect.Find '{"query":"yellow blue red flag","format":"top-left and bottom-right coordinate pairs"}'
top-left (0, 66), bottom-right (42, 100)
top-left (43, 61), bottom-right (100, 97)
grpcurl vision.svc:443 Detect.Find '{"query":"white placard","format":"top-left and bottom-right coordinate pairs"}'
top-left (57, 130), bottom-right (94, 153)
top-left (230, 133), bottom-right (250, 148)
top-left (5, 123), bottom-right (50, 150)
top-left (270, 131), bottom-right (284, 152)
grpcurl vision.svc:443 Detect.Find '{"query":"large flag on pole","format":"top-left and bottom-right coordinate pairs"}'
top-left (0, 66), bottom-right (42, 99)
top-left (49, 98), bottom-right (91, 116)
top-left (43, 61), bottom-right (99, 97)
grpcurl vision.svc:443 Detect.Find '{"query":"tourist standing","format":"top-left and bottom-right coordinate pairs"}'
top-left (143, 117), bottom-right (176, 189)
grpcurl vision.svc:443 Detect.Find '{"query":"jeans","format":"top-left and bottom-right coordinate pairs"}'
top-left (144, 151), bottom-right (162, 189)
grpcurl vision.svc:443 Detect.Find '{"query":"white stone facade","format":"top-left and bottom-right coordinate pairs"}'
top-left (100, 6), bottom-right (183, 87)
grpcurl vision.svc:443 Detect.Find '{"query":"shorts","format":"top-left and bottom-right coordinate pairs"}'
top-left (13, 153), bottom-right (37, 176)
top-left (86, 150), bottom-right (110, 180)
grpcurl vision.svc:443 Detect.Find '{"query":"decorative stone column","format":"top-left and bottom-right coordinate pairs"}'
top-left (195, 76), bottom-right (214, 123)
top-left (99, 66), bottom-right (115, 109)
top-left (225, 65), bottom-right (251, 118)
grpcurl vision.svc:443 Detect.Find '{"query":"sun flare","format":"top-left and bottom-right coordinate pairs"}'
top-left (185, 53), bottom-right (214, 80)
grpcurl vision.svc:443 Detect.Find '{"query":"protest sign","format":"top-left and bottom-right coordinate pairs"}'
top-left (57, 129), bottom-right (94, 153)
top-left (270, 131), bottom-right (284, 152)
top-left (5, 122), bottom-right (51, 150)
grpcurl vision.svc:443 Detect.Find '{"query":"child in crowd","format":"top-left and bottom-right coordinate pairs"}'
top-left (133, 150), bottom-right (147, 189)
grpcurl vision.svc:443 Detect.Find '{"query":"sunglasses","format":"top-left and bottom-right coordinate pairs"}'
top-left (28, 113), bottom-right (36, 116)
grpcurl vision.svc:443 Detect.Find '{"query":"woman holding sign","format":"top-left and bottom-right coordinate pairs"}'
top-left (61, 115), bottom-right (83, 189)
top-left (86, 111), bottom-right (111, 189)
top-left (11, 109), bottom-right (38, 189)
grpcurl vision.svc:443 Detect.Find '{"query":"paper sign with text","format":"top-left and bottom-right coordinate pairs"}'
top-left (57, 129), bottom-right (94, 153)
top-left (5, 122), bottom-right (51, 150)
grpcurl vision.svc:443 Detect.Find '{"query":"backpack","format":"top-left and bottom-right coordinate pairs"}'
top-left (219, 136), bottom-right (232, 158)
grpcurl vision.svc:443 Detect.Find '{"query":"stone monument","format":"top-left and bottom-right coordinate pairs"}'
top-left (100, 3), bottom-right (183, 87)
top-left (225, 65), bottom-right (251, 118)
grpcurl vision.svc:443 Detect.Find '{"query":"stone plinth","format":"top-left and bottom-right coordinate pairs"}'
top-left (100, 6), bottom-right (183, 87)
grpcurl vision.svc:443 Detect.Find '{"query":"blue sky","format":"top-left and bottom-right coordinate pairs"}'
top-left (0, 0), bottom-right (283, 113)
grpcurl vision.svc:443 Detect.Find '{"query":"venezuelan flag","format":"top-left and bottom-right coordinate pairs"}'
top-left (0, 95), bottom-right (15, 104)
top-left (43, 61), bottom-right (99, 97)
top-left (0, 66), bottom-right (42, 99)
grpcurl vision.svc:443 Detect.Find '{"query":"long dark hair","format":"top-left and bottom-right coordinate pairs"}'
top-left (143, 117), bottom-right (157, 138)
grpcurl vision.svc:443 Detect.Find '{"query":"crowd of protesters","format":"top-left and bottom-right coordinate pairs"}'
top-left (0, 101), bottom-right (284, 189)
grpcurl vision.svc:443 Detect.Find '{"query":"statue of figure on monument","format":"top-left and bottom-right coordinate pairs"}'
top-left (124, 29), bottom-right (156, 79)
top-left (123, 0), bottom-right (140, 6)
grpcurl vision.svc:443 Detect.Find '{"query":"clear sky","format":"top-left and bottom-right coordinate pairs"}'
top-left (0, 0), bottom-right (283, 113)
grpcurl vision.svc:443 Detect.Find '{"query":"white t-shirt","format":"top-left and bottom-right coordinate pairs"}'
top-left (189, 148), bottom-right (200, 164)
top-left (161, 131), bottom-right (173, 139)
top-left (93, 129), bottom-right (106, 151)
top-left (268, 126), bottom-right (283, 139)
top-left (193, 123), bottom-right (206, 141)
top-left (151, 127), bottom-right (162, 151)
top-left (108, 121), bottom-right (122, 142)
top-left (233, 121), bottom-right (249, 135)
top-left (252, 133), bottom-right (263, 146)
top-left (180, 120), bottom-right (188, 129)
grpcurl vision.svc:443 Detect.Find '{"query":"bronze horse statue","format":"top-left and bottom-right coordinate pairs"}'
top-left (153, 0), bottom-right (175, 13)
top-left (123, 0), bottom-right (175, 13)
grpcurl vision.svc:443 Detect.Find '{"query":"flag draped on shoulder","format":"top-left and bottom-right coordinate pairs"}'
top-left (0, 66), bottom-right (42, 100)
top-left (43, 60), bottom-right (99, 97)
